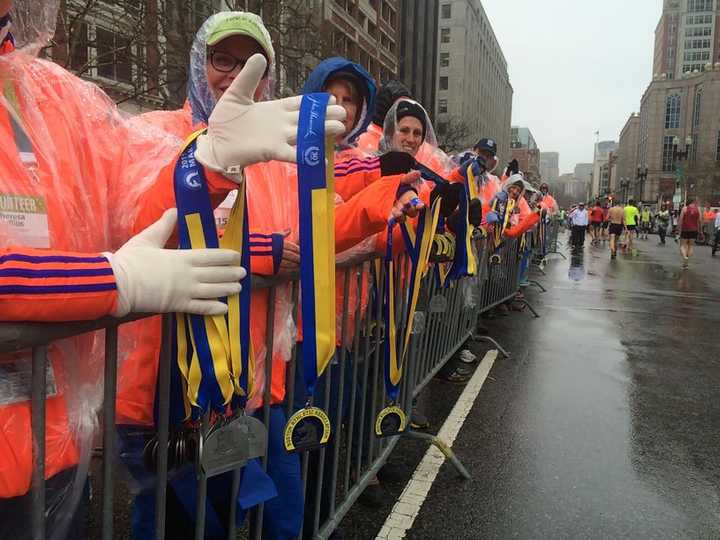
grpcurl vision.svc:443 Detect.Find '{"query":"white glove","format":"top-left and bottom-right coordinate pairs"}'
top-left (195, 53), bottom-right (347, 181)
top-left (106, 209), bottom-right (246, 317)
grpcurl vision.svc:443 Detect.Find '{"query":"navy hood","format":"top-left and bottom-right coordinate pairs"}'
top-left (301, 57), bottom-right (377, 146)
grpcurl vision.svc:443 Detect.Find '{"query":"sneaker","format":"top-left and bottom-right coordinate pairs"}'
top-left (442, 364), bottom-right (474, 384)
top-left (410, 407), bottom-right (430, 430)
top-left (459, 349), bottom-right (478, 364)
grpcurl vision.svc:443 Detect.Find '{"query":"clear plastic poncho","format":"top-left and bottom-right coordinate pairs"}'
top-left (379, 98), bottom-right (452, 176)
top-left (0, 2), bottom-right (183, 538)
top-left (187, 11), bottom-right (276, 126)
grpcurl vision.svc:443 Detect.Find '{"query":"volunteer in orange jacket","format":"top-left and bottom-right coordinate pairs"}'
top-left (485, 174), bottom-right (543, 239)
top-left (0, 1), bottom-right (324, 538)
top-left (118, 12), bottom-right (415, 428)
top-left (115, 12), bottom-right (418, 540)
top-left (538, 183), bottom-right (559, 215)
top-left (357, 80), bottom-right (410, 154)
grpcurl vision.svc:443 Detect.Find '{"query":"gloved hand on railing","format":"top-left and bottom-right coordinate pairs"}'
top-left (485, 210), bottom-right (501, 225)
top-left (379, 150), bottom-right (417, 176)
top-left (457, 154), bottom-right (487, 182)
top-left (430, 181), bottom-right (465, 218)
top-left (468, 198), bottom-right (483, 227)
top-left (106, 209), bottom-right (246, 317)
top-left (195, 54), bottom-right (347, 182)
top-left (392, 171), bottom-right (424, 223)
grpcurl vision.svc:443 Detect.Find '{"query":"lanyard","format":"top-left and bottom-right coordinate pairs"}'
top-left (284, 93), bottom-right (336, 453)
top-left (3, 79), bottom-right (38, 168)
top-left (376, 198), bottom-right (440, 436)
top-left (171, 133), bottom-right (252, 420)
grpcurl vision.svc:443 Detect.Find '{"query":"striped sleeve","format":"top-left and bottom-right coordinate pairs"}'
top-left (248, 232), bottom-right (283, 276)
top-left (0, 247), bottom-right (118, 322)
top-left (334, 156), bottom-right (381, 202)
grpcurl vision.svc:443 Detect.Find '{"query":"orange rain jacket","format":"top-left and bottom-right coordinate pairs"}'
top-left (116, 107), bottom-right (407, 424)
top-left (0, 46), bottom-right (179, 499)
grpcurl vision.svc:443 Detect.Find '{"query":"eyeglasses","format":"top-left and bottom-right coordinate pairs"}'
top-left (208, 50), bottom-right (247, 73)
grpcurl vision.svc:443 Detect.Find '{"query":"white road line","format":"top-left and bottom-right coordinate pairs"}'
top-left (375, 350), bottom-right (498, 540)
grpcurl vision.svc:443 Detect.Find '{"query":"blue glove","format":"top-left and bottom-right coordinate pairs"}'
top-left (458, 155), bottom-right (487, 181)
top-left (486, 211), bottom-right (501, 224)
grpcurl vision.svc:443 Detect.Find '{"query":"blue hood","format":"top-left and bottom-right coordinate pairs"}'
top-left (301, 57), bottom-right (377, 146)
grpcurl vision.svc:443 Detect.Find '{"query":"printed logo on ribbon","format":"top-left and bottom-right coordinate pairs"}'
top-left (184, 171), bottom-right (202, 191)
top-left (304, 146), bottom-right (321, 167)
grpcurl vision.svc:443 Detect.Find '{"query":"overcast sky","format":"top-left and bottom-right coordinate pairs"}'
top-left (483, 0), bottom-right (661, 174)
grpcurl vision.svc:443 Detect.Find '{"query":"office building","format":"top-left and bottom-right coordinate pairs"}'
top-left (653, 0), bottom-right (720, 80)
top-left (510, 126), bottom-right (540, 183)
top-left (591, 141), bottom-right (617, 198)
top-left (435, 0), bottom-right (513, 157)
top-left (638, 66), bottom-right (720, 205)
top-left (398, 1), bottom-right (439, 119)
top-left (539, 152), bottom-right (560, 184)
top-left (614, 113), bottom-right (641, 202)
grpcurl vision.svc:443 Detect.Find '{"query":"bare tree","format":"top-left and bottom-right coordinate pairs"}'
top-left (48, 0), bottom-right (331, 112)
top-left (437, 116), bottom-right (473, 154)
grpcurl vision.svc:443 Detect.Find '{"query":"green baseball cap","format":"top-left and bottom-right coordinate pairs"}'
top-left (206, 12), bottom-right (275, 64)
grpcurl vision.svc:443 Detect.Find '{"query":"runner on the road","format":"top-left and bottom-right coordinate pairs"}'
top-left (608, 201), bottom-right (625, 259)
top-left (640, 205), bottom-right (652, 240)
top-left (623, 199), bottom-right (640, 255)
top-left (601, 202), bottom-right (610, 243)
top-left (589, 200), bottom-right (604, 245)
top-left (678, 198), bottom-right (702, 268)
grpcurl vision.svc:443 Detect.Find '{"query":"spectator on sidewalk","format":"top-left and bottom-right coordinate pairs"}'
top-left (656, 203), bottom-right (671, 245)
top-left (569, 202), bottom-right (589, 248)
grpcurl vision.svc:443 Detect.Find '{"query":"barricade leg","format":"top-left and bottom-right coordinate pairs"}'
top-left (402, 431), bottom-right (471, 480)
top-left (528, 279), bottom-right (547, 293)
top-left (471, 334), bottom-right (511, 359)
top-left (515, 298), bottom-right (541, 318)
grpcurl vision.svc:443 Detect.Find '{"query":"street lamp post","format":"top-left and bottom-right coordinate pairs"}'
top-left (620, 177), bottom-right (630, 203)
top-left (635, 166), bottom-right (648, 203)
top-left (672, 135), bottom-right (693, 207)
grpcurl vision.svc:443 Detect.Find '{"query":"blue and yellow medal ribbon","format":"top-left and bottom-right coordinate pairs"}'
top-left (171, 132), bottom-right (253, 420)
top-left (491, 196), bottom-right (516, 249)
top-left (383, 199), bottom-right (441, 401)
top-left (296, 93), bottom-right (336, 398)
top-left (447, 176), bottom-right (476, 281)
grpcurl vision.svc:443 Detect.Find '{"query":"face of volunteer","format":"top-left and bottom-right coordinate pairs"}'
top-left (324, 76), bottom-right (360, 141)
top-left (393, 117), bottom-right (424, 157)
top-left (507, 183), bottom-right (523, 200)
top-left (0, 1), bottom-right (11, 17)
top-left (206, 35), bottom-right (266, 102)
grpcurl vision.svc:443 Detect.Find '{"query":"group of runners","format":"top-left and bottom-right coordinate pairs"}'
top-left (565, 196), bottom-right (718, 268)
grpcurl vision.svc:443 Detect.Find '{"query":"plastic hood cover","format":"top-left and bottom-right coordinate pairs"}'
top-left (10, 0), bottom-right (59, 53)
top-left (187, 11), bottom-right (276, 126)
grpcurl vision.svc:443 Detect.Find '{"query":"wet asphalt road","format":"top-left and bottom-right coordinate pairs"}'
top-left (405, 233), bottom-right (720, 540)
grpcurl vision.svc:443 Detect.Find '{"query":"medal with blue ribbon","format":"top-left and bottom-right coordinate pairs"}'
top-left (283, 94), bottom-right (336, 453)
top-left (376, 198), bottom-right (441, 437)
top-left (489, 195), bottom-right (515, 264)
top-left (146, 132), bottom-right (266, 476)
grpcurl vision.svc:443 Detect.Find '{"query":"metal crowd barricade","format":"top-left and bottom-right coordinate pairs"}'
top-left (0, 232), bottom-right (543, 540)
